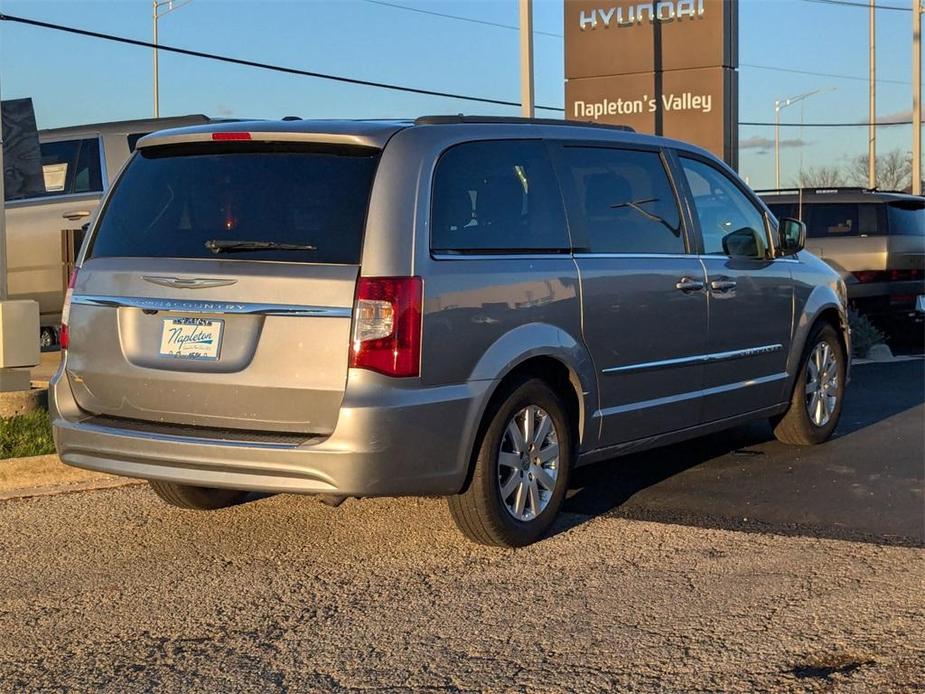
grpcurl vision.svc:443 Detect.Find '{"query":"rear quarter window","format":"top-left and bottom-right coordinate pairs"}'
top-left (89, 142), bottom-right (379, 264)
top-left (805, 203), bottom-right (886, 238)
top-left (887, 201), bottom-right (925, 235)
top-left (430, 140), bottom-right (569, 254)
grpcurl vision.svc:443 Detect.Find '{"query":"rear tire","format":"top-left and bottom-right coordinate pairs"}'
top-left (772, 323), bottom-right (846, 446)
top-left (448, 378), bottom-right (572, 547)
top-left (148, 480), bottom-right (247, 510)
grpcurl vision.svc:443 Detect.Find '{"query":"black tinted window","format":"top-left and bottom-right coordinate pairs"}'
top-left (431, 140), bottom-right (569, 253)
top-left (887, 201), bottom-right (924, 235)
top-left (7, 138), bottom-right (103, 200)
top-left (558, 146), bottom-right (683, 254)
top-left (766, 203), bottom-right (792, 220)
top-left (805, 203), bottom-right (885, 238)
top-left (90, 143), bottom-right (379, 264)
top-left (127, 133), bottom-right (149, 152)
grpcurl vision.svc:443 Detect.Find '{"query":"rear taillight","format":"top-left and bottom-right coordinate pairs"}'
top-left (852, 270), bottom-right (881, 284)
top-left (60, 269), bottom-right (78, 351)
top-left (349, 276), bottom-right (422, 378)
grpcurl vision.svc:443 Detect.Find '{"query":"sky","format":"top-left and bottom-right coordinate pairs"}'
top-left (0, 0), bottom-right (921, 189)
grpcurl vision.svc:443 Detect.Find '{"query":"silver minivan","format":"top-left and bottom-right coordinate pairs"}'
top-left (51, 116), bottom-right (850, 546)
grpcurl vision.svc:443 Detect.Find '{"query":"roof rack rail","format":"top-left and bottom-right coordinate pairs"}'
top-left (413, 115), bottom-right (634, 132)
top-left (755, 186), bottom-right (874, 195)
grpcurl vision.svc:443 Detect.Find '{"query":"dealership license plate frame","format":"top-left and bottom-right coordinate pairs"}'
top-left (159, 317), bottom-right (224, 361)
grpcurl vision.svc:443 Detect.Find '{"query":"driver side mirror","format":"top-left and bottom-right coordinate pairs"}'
top-left (778, 217), bottom-right (806, 256)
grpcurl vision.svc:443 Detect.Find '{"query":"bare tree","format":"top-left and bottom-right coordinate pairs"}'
top-left (792, 166), bottom-right (845, 188)
top-left (847, 149), bottom-right (913, 191)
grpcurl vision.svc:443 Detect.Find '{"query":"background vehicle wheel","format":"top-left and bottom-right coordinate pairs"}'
top-left (148, 480), bottom-right (247, 510)
top-left (448, 377), bottom-right (572, 547)
top-left (772, 323), bottom-right (846, 446)
top-left (39, 327), bottom-right (57, 351)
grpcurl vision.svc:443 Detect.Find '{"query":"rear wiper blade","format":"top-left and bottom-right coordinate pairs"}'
top-left (205, 239), bottom-right (317, 254)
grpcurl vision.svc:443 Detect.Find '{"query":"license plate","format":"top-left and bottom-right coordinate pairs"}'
top-left (159, 317), bottom-right (223, 360)
top-left (917, 295), bottom-right (925, 313)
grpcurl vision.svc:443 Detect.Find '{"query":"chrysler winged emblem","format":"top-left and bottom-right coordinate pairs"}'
top-left (142, 276), bottom-right (238, 290)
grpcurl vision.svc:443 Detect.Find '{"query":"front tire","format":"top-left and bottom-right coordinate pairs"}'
top-left (148, 480), bottom-right (247, 510)
top-left (772, 323), bottom-right (846, 446)
top-left (448, 378), bottom-right (572, 547)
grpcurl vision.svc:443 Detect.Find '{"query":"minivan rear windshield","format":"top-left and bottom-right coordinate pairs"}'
top-left (887, 200), bottom-right (925, 236)
top-left (88, 143), bottom-right (380, 264)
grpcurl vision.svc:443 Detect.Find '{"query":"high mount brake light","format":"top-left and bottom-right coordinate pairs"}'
top-left (211, 132), bottom-right (252, 141)
top-left (349, 277), bottom-right (422, 378)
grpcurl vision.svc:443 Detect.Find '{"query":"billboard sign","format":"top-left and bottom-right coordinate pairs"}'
top-left (565, 0), bottom-right (739, 166)
top-left (1, 98), bottom-right (44, 201)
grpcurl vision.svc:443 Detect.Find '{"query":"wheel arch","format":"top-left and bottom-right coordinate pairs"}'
top-left (787, 285), bottom-right (850, 393)
top-left (456, 323), bottom-right (597, 494)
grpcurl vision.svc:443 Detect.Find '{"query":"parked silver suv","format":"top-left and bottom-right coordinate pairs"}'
top-left (51, 116), bottom-right (850, 546)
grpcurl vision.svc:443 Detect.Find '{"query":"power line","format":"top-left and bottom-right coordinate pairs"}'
top-left (0, 12), bottom-right (565, 112)
top-left (359, 0), bottom-right (562, 38)
top-left (741, 120), bottom-right (914, 126)
top-left (1, 12), bottom-right (917, 129)
top-left (741, 62), bottom-right (910, 86)
top-left (800, 0), bottom-right (911, 11)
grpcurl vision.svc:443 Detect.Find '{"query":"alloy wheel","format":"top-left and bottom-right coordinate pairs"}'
top-left (497, 405), bottom-right (560, 522)
top-left (804, 340), bottom-right (839, 427)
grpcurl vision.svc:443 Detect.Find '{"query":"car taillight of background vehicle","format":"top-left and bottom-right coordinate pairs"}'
top-left (350, 276), bottom-right (422, 377)
top-left (60, 269), bottom-right (78, 350)
top-left (852, 269), bottom-right (924, 283)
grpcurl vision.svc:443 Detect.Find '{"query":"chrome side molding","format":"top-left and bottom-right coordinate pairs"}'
top-left (70, 294), bottom-right (352, 318)
top-left (602, 343), bottom-right (784, 375)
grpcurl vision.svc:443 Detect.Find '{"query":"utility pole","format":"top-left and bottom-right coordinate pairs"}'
top-left (153, 0), bottom-right (159, 118)
top-left (0, 77), bottom-right (6, 301)
top-left (868, 0), bottom-right (876, 189)
top-left (519, 0), bottom-right (534, 118)
top-left (914, 0), bottom-right (922, 195)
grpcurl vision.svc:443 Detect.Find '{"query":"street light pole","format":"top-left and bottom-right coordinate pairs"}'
top-left (914, 0), bottom-right (922, 195)
top-left (869, 0), bottom-right (876, 189)
top-left (153, 0), bottom-right (192, 119)
top-left (519, 0), bottom-right (534, 118)
top-left (775, 100), bottom-right (782, 189)
top-left (774, 88), bottom-right (836, 189)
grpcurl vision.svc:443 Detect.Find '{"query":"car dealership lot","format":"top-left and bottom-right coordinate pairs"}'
top-left (0, 360), bottom-right (922, 692)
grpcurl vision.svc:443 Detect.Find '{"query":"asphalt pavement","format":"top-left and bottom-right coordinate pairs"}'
top-left (0, 359), bottom-right (921, 691)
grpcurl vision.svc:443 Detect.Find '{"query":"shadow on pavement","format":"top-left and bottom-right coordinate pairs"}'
top-left (558, 360), bottom-right (925, 546)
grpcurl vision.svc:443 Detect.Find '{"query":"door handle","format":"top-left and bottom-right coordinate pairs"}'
top-left (710, 279), bottom-right (737, 293)
top-left (675, 277), bottom-right (705, 292)
top-left (62, 211), bottom-right (91, 221)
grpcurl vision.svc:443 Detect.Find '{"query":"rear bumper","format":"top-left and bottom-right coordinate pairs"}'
top-left (848, 280), bottom-right (925, 318)
top-left (50, 365), bottom-right (492, 497)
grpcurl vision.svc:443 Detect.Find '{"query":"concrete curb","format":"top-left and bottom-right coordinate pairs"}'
top-left (852, 354), bottom-right (925, 365)
top-left (0, 454), bottom-right (142, 501)
top-left (0, 388), bottom-right (47, 418)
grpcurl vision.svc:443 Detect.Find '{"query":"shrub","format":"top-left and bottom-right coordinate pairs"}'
top-left (848, 308), bottom-right (885, 359)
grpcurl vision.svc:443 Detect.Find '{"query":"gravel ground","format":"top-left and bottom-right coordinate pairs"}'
top-left (0, 486), bottom-right (922, 692)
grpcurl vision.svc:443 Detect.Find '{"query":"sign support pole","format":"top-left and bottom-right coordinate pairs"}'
top-left (914, 0), bottom-right (922, 196)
